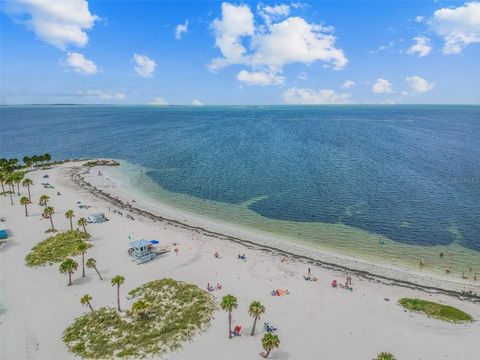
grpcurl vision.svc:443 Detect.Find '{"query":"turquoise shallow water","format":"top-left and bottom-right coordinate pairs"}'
top-left (1, 105), bottom-right (480, 274)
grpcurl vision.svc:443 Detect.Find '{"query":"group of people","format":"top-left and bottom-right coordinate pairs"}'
top-left (237, 253), bottom-right (247, 261)
top-left (331, 275), bottom-right (353, 290)
top-left (207, 282), bottom-right (222, 292)
top-left (271, 289), bottom-right (289, 296)
top-left (304, 267), bottom-right (318, 281)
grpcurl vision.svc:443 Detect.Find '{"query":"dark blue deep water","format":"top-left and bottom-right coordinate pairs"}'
top-left (1, 105), bottom-right (479, 251)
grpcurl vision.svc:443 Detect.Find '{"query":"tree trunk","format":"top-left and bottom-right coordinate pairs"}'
top-left (9, 192), bottom-right (13, 205)
top-left (68, 272), bottom-right (72, 286)
top-left (69, 218), bottom-right (73, 231)
top-left (1, 182), bottom-right (5, 194)
top-left (265, 349), bottom-right (271, 358)
top-left (117, 285), bottom-right (121, 311)
top-left (82, 252), bottom-right (85, 277)
top-left (228, 312), bottom-right (232, 338)
top-left (24, 204), bottom-right (28, 217)
top-left (88, 303), bottom-right (94, 312)
top-left (16, 182), bottom-right (20, 195)
top-left (27, 185), bottom-right (31, 201)
top-left (50, 216), bottom-right (54, 231)
top-left (94, 266), bottom-right (103, 280)
top-left (82, 224), bottom-right (87, 233)
top-left (251, 317), bottom-right (257, 336)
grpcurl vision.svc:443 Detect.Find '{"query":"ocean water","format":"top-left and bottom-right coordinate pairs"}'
top-left (1, 105), bottom-right (479, 274)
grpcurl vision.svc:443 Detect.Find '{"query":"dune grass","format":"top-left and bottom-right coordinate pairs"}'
top-left (376, 352), bottom-right (396, 360)
top-left (63, 278), bottom-right (217, 359)
top-left (25, 230), bottom-right (91, 267)
top-left (399, 298), bottom-right (473, 323)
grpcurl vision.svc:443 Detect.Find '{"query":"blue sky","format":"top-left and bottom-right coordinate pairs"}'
top-left (1, 1), bottom-right (479, 105)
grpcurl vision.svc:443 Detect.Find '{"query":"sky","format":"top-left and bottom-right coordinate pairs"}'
top-left (1, 0), bottom-right (479, 105)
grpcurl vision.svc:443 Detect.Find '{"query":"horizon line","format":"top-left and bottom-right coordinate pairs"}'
top-left (1, 103), bottom-right (480, 107)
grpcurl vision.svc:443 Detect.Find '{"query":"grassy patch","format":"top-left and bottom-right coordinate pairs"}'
top-left (63, 278), bottom-right (217, 359)
top-left (376, 352), bottom-right (396, 360)
top-left (25, 231), bottom-right (91, 267)
top-left (82, 160), bottom-right (99, 167)
top-left (83, 160), bottom-right (119, 167)
top-left (399, 298), bottom-right (473, 323)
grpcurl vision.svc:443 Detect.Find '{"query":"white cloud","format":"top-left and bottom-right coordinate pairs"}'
top-left (192, 99), bottom-right (204, 106)
top-left (368, 40), bottom-right (395, 54)
top-left (251, 16), bottom-right (347, 71)
top-left (210, 2), bottom-right (255, 71)
top-left (406, 76), bottom-right (435, 93)
top-left (283, 87), bottom-right (351, 104)
top-left (258, 3), bottom-right (290, 25)
top-left (175, 20), bottom-right (189, 40)
top-left (430, 2), bottom-right (480, 54)
top-left (415, 16), bottom-right (425, 23)
top-left (5, 0), bottom-right (98, 49)
top-left (209, 3), bottom-right (347, 85)
top-left (407, 36), bottom-right (432, 57)
top-left (342, 80), bottom-right (355, 89)
top-left (78, 90), bottom-right (126, 100)
top-left (237, 70), bottom-right (285, 86)
top-left (133, 54), bottom-right (157, 78)
top-left (372, 78), bottom-right (393, 94)
top-left (63, 52), bottom-right (97, 75)
top-left (149, 97), bottom-right (168, 105)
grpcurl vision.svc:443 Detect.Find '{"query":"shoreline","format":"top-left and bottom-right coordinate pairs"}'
top-left (3, 160), bottom-right (480, 360)
top-left (69, 162), bottom-right (480, 300)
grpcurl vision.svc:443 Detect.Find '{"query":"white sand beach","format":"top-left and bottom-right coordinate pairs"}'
top-left (1, 161), bottom-right (479, 360)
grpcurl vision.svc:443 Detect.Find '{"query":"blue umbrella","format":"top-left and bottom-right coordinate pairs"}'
top-left (150, 240), bottom-right (159, 245)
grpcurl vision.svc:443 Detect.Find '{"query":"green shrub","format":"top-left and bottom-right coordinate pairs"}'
top-left (63, 279), bottom-right (216, 359)
top-left (376, 352), bottom-right (396, 360)
top-left (399, 298), bottom-right (473, 323)
top-left (25, 231), bottom-right (91, 267)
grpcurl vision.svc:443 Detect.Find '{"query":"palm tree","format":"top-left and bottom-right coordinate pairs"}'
top-left (13, 173), bottom-right (23, 196)
top-left (86, 258), bottom-right (103, 280)
top-left (5, 178), bottom-right (14, 205)
top-left (220, 294), bottom-right (238, 339)
top-left (77, 217), bottom-right (88, 233)
top-left (20, 196), bottom-right (30, 217)
top-left (65, 210), bottom-right (75, 231)
top-left (0, 171), bottom-right (6, 194)
top-left (260, 333), bottom-right (280, 358)
top-left (248, 301), bottom-right (266, 336)
top-left (39, 194), bottom-right (50, 210)
top-left (31, 155), bottom-right (39, 168)
top-left (59, 258), bottom-right (78, 286)
top-left (22, 178), bottom-right (33, 201)
top-left (77, 241), bottom-right (89, 278)
top-left (23, 156), bottom-right (31, 169)
top-left (376, 352), bottom-right (396, 360)
top-left (80, 294), bottom-right (94, 312)
top-left (44, 206), bottom-right (55, 231)
top-left (5, 174), bottom-right (14, 192)
top-left (131, 300), bottom-right (150, 320)
top-left (111, 275), bottom-right (125, 311)
top-left (44, 153), bottom-right (52, 163)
